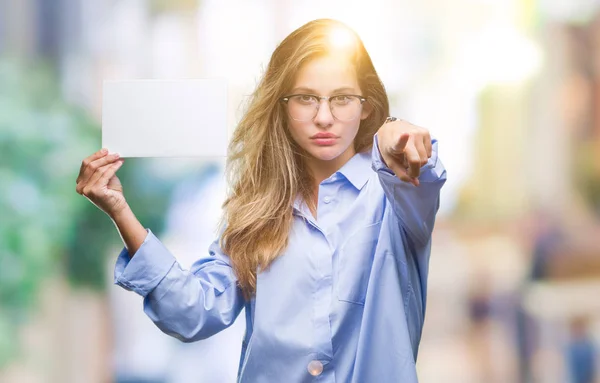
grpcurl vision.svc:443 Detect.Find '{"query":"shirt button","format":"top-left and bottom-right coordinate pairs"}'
top-left (323, 196), bottom-right (331, 204)
top-left (307, 360), bottom-right (323, 376)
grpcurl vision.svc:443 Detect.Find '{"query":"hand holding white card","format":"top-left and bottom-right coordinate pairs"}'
top-left (102, 79), bottom-right (228, 158)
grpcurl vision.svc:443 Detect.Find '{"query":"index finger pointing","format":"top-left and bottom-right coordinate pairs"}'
top-left (404, 145), bottom-right (422, 178)
top-left (392, 133), bottom-right (410, 153)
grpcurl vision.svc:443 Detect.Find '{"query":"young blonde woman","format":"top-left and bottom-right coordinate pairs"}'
top-left (76, 19), bottom-right (446, 383)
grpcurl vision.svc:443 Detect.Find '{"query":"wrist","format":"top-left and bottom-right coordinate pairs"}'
top-left (110, 204), bottom-right (147, 256)
top-left (110, 204), bottom-right (132, 223)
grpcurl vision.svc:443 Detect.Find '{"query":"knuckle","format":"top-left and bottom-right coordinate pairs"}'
top-left (87, 188), bottom-right (100, 199)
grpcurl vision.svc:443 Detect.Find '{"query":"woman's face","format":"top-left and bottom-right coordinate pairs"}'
top-left (285, 55), bottom-right (370, 166)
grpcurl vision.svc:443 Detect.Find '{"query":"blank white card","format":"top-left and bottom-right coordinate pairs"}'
top-left (102, 79), bottom-right (228, 158)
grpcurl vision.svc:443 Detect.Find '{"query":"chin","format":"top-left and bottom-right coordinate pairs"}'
top-left (308, 146), bottom-right (345, 161)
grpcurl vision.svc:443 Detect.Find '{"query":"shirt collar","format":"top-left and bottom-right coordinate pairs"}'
top-left (292, 150), bottom-right (371, 213)
top-left (334, 150), bottom-right (371, 191)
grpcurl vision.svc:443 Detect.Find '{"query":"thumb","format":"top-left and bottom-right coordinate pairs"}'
top-left (107, 171), bottom-right (123, 193)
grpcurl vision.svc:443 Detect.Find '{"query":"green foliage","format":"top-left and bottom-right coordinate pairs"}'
top-left (0, 58), bottom-right (181, 367)
top-left (0, 58), bottom-right (98, 366)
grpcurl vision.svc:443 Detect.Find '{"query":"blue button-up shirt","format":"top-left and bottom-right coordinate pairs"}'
top-left (114, 135), bottom-right (446, 382)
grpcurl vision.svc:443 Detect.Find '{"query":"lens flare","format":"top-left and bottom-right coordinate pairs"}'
top-left (327, 26), bottom-right (355, 51)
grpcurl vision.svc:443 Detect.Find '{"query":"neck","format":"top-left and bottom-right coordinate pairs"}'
top-left (307, 146), bottom-right (356, 194)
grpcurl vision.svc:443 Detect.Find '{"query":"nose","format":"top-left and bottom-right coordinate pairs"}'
top-left (313, 99), bottom-right (334, 128)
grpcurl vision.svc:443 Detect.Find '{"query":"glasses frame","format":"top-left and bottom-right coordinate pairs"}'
top-left (280, 94), bottom-right (367, 122)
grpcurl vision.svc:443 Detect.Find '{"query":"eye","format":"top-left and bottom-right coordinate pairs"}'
top-left (331, 95), bottom-right (353, 105)
top-left (294, 95), bottom-right (317, 105)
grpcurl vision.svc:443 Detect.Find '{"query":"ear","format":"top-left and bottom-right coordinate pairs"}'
top-left (360, 100), bottom-right (373, 120)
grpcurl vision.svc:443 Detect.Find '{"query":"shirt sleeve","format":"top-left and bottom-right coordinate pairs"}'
top-left (371, 133), bottom-right (447, 246)
top-left (114, 229), bottom-right (244, 342)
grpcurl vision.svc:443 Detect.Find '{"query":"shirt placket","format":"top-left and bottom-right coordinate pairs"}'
top-left (293, 183), bottom-right (337, 379)
top-left (312, 183), bottom-right (336, 368)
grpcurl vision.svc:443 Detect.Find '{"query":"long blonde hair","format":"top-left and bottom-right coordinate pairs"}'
top-left (221, 19), bottom-right (390, 299)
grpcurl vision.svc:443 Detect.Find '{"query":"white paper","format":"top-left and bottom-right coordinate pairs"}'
top-left (102, 79), bottom-right (228, 158)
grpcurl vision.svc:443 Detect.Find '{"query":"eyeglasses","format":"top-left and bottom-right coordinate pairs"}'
top-left (280, 94), bottom-right (366, 122)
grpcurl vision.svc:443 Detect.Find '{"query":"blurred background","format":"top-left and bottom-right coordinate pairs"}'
top-left (1, 0), bottom-right (600, 382)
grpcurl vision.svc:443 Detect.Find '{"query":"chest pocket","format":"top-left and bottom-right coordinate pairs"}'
top-left (336, 220), bottom-right (382, 305)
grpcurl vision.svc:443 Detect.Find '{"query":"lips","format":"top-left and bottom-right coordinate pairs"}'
top-left (310, 133), bottom-right (338, 146)
top-left (310, 133), bottom-right (337, 139)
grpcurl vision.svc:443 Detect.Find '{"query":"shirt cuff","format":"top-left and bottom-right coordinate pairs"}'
top-left (113, 229), bottom-right (176, 297)
top-left (371, 133), bottom-right (395, 176)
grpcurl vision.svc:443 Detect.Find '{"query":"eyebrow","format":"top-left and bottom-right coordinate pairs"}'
top-left (290, 86), bottom-right (358, 95)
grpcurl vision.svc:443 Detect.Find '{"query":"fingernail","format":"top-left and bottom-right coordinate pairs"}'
top-left (101, 148), bottom-right (107, 154)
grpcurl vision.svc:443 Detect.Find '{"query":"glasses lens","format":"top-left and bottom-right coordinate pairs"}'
top-left (330, 96), bottom-right (362, 121)
top-left (286, 95), bottom-right (362, 121)
top-left (287, 95), bottom-right (318, 121)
